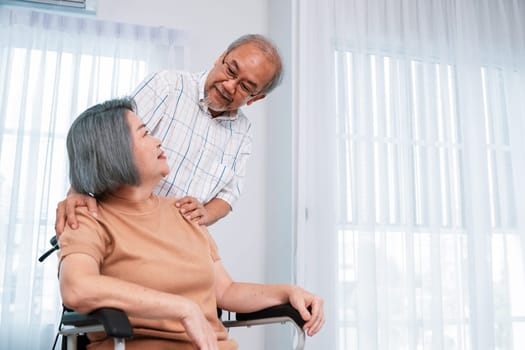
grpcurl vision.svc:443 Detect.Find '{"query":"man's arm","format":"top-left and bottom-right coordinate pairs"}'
top-left (199, 120), bottom-right (252, 226)
top-left (203, 198), bottom-right (231, 225)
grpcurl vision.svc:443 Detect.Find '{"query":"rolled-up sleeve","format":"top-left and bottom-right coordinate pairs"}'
top-left (215, 122), bottom-right (253, 209)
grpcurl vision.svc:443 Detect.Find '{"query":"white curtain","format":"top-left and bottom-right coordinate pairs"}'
top-left (0, 5), bottom-right (186, 349)
top-left (294, 0), bottom-right (525, 349)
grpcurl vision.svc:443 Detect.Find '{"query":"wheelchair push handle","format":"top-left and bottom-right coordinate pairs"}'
top-left (38, 236), bottom-right (59, 262)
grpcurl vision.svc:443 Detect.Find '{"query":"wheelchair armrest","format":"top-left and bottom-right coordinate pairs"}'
top-left (222, 303), bottom-right (307, 329)
top-left (235, 303), bottom-right (306, 328)
top-left (62, 308), bottom-right (134, 339)
top-left (222, 303), bottom-right (306, 350)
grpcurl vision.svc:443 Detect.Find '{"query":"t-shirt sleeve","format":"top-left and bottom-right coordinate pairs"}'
top-left (58, 207), bottom-right (108, 267)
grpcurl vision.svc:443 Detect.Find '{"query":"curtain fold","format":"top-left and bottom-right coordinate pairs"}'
top-left (0, 6), bottom-right (186, 349)
top-left (295, 0), bottom-right (525, 349)
top-left (293, 0), bottom-right (337, 349)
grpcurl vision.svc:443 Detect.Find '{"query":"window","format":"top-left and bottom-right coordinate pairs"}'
top-left (0, 6), bottom-right (185, 348)
top-left (335, 50), bottom-right (524, 349)
top-left (2, 0), bottom-right (97, 12)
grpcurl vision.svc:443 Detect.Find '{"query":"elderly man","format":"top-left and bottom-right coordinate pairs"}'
top-left (55, 34), bottom-right (282, 234)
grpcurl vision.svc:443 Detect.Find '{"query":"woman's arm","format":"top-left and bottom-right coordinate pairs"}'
top-left (213, 260), bottom-right (325, 337)
top-left (60, 253), bottom-right (219, 350)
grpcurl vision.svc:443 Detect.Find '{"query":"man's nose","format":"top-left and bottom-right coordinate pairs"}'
top-left (222, 78), bottom-right (238, 95)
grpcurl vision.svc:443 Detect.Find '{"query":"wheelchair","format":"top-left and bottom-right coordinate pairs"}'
top-left (40, 237), bottom-right (306, 350)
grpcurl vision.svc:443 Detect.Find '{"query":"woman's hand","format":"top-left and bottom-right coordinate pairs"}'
top-left (180, 301), bottom-right (219, 350)
top-left (289, 287), bottom-right (325, 337)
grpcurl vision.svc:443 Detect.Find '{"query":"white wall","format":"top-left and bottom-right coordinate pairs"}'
top-left (95, 1), bottom-right (295, 349)
top-left (265, 0), bottom-right (295, 349)
top-left (97, 0), bottom-right (268, 71)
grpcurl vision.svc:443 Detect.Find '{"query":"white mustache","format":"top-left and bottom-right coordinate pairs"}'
top-left (216, 84), bottom-right (233, 102)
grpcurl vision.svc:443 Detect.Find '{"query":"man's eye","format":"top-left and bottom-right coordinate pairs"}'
top-left (240, 83), bottom-right (254, 94)
top-left (227, 66), bottom-right (236, 77)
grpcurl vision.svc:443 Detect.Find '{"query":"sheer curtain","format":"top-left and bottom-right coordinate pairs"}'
top-left (294, 0), bottom-right (525, 349)
top-left (0, 5), bottom-right (186, 349)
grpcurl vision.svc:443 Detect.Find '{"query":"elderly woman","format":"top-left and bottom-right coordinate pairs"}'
top-left (58, 97), bottom-right (324, 350)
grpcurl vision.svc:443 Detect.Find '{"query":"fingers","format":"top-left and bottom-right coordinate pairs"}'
top-left (186, 209), bottom-right (206, 221)
top-left (303, 297), bottom-right (325, 336)
top-left (65, 200), bottom-right (79, 230)
top-left (184, 209), bottom-right (209, 226)
top-left (290, 290), bottom-right (325, 337)
top-left (85, 196), bottom-right (98, 218)
top-left (55, 201), bottom-right (67, 236)
top-left (178, 197), bottom-right (202, 213)
top-left (175, 196), bottom-right (199, 209)
top-left (181, 303), bottom-right (219, 350)
top-left (295, 301), bottom-right (312, 322)
top-left (196, 215), bottom-right (208, 226)
top-left (175, 197), bottom-right (208, 224)
top-left (64, 194), bottom-right (98, 230)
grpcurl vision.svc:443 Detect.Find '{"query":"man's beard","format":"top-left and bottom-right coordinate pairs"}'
top-left (201, 95), bottom-right (228, 113)
top-left (203, 84), bottom-right (234, 113)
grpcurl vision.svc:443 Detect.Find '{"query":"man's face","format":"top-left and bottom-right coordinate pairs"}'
top-left (204, 43), bottom-right (276, 115)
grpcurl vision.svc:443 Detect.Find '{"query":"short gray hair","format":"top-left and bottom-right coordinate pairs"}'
top-left (225, 34), bottom-right (283, 94)
top-left (67, 97), bottom-right (140, 199)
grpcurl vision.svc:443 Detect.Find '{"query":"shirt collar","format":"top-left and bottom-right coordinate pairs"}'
top-left (198, 70), bottom-right (239, 121)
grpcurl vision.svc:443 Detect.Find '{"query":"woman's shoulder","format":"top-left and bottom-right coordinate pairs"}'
top-left (155, 195), bottom-right (184, 217)
top-left (155, 194), bottom-right (177, 206)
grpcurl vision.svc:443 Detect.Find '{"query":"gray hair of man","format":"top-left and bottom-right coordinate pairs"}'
top-left (225, 34), bottom-right (283, 95)
top-left (66, 97), bottom-right (140, 199)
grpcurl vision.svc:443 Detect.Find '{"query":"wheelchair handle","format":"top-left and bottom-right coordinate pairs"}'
top-left (38, 236), bottom-right (59, 262)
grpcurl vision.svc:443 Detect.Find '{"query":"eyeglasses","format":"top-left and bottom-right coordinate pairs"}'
top-left (221, 57), bottom-right (260, 97)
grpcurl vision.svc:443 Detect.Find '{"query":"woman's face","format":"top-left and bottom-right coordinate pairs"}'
top-left (126, 110), bottom-right (169, 183)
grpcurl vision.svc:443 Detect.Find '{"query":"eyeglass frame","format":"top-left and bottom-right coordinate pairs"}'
top-left (220, 55), bottom-right (263, 97)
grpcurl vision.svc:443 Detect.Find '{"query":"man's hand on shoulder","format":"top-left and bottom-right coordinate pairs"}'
top-left (175, 197), bottom-right (232, 226)
top-left (175, 196), bottom-right (210, 225)
top-left (55, 191), bottom-right (98, 237)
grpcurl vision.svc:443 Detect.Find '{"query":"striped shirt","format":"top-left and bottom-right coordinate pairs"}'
top-left (131, 70), bottom-right (253, 208)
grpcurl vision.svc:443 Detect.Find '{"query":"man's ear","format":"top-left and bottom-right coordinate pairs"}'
top-left (246, 94), bottom-right (266, 106)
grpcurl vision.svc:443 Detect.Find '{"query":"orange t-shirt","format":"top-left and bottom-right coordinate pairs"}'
top-left (59, 193), bottom-right (238, 350)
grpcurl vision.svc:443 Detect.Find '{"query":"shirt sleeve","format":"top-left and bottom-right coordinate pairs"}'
top-left (214, 122), bottom-right (253, 209)
top-left (131, 70), bottom-right (173, 134)
top-left (58, 207), bottom-right (109, 267)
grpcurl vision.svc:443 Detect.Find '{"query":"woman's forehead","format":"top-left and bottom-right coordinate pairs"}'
top-left (125, 110), bottom-right (142, 128)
